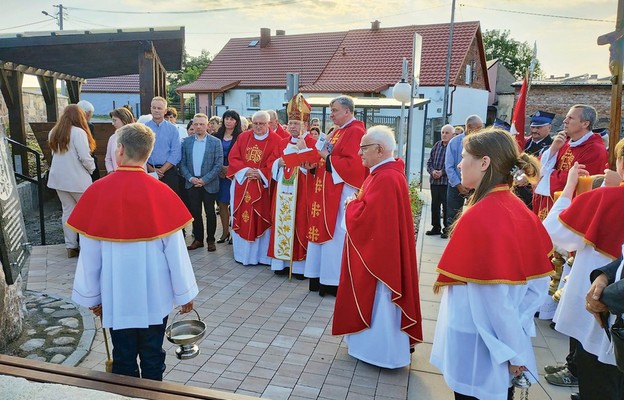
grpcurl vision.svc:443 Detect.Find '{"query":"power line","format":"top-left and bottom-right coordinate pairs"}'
top-left (459, 4), bottom-right (615, 23)
top-left (66, 0), bottom-right (307, 15)
top-left (0, 19), bottom-right (53, 32)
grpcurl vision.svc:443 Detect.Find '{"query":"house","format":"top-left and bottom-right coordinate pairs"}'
top-left (512, 74), bottom-right (618, 133)
top-left (177, 21), bottom-right (490, 131)
top-left (486, 59), bottom-right (516, 125)
top-left (177, 21), bottom-right (490, 182)
top-left (81, 74), bottom-right (140, 116)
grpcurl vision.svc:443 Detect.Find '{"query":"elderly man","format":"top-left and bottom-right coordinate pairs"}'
top-left (267, 109), bottom-right (290, 139)
top-left (145, 96), bottom-right (182, 193)
top-left (426, 124), bottom-right (454, 236)
top-left (333, 125), bottom-right (422, 368)
top-left (304, 95), bottom-right (367, 296)
top-left (268, 94), bottom-right (317, 277)
top-left (533, 104), bottom-right (607, 220)
top-left (227, 110), bottom-right (281, 265)
top-left (443, 114), bottom-right (483, 238)
top-left (179, 113), bottom-right (223, 252)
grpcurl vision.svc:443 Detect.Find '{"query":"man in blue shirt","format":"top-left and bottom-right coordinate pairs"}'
top-left (443, 115), bottom-right (483, 238)
top-left (145, 96), bottom-right (182, 193)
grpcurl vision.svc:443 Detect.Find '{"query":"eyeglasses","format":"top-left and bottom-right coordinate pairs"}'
top-left (253, 122), bottom-right (268, 125)
top-left (359, 143), bottom-right (380, 151)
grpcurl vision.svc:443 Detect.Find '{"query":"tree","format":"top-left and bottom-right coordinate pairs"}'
top-left (167, 49), bottom-right (212, 104)
top-left (482, 30), bottom-right (541, 79)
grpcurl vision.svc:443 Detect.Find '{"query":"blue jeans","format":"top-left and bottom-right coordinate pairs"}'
top-left (446, 184), bottom-right (465, 229)
top-left (110, 316), bottom-right (168, 381)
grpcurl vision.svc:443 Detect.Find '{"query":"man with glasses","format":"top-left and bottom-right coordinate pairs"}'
top-left (227, 110), bottom-right (281, 265)
top-left (304, 95), bottom-right (367, 297)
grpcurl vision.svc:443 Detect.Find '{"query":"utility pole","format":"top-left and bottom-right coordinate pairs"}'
top-left (41, 4), bottom-right (65, 31)
top-left (442, 0), bottom-right (456, 125)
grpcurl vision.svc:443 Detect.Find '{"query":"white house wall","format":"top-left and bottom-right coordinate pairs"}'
top-left (80, 93), bottom-right (141, 117)
top-left (447, 86), bottom-right (488, 126)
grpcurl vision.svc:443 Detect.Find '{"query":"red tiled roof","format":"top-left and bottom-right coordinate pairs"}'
top-left (177, 32), bottom-right (347, 93)
top-left (179, 22), bottom-right (485, 94)
top-left (82, 74), bottom-right (139, 93)
top-left (303, 22), bottom-right (481, 93)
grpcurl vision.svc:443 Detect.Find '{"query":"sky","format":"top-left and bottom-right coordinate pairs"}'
top-left (0, 0), bottom-right (619, 81)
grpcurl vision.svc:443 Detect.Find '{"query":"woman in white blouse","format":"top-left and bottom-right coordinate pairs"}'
top-left (104, 107), bottom-right (135, 173)
top-left (47, 104), bottom-right (96, 258)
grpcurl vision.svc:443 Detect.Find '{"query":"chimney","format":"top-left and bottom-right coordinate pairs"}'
top-left (565, 73), bottom-right (570, 78)
top-left (260, 28), bottom-right (271, 48)
top-left (590, 74), bottom-right (598, 79)
top-left (371, 20), bottom-right (380, 31)
top-left (276, 30), bottom-right (286, 36)
top-left (550, 75), bottom-right (555, 79)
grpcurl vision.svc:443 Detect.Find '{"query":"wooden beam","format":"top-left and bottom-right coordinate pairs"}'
top-left (0, 61), bottom-right (85, 82)
top-left (65, 80), bottom-right (82, 104)
top-left (37, 75), bottom-right (58, 122)
top-left (139, 40), bottom-right (156, 115)
top-left (0, 69), bottom-right (28, 174)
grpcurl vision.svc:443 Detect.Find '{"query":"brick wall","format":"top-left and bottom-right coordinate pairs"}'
top-left (0, 90), bottom-right (69, 136)
top-left (455, 37), bottom-right (488, 91)
top-left (515, 84), bottom-right (621, 132)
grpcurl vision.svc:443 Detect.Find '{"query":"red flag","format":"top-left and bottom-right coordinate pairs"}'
top-left (510, 76), bottom-right (527, 151)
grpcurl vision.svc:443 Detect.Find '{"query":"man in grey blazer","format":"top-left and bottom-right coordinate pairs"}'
top-left (180, 113), bottom-right (224, 251)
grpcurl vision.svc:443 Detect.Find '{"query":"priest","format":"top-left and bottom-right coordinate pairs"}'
top-left (69, 123), bottom-right (198, 381)
top-left (227, 110), bottom-right (281, 265)
top-left (333, 125), bottom-right (422, 368)
top-left (268, 94), bottom-right (317, 277)
top-left (304, 95), bottom-right (367, 296)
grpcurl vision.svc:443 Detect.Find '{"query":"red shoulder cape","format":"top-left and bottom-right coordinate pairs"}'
top-left (559, 184), bottom-right (624, 259)
top-left (332, 159), bottom-right (423, 346)
top-left (435, 186), bottom-right (554, 290)
top-left (67, 166), bottom-right (192, 241)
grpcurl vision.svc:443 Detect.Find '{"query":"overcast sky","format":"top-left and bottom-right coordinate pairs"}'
top-left (1, 0), bottom-right (618, 79)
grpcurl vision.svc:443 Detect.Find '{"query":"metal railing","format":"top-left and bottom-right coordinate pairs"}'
top-left (5, 138), bottom-right (45, 245)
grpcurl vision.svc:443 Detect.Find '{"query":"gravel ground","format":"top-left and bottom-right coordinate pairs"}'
top-left (23, 195), bottom-right (64, 246)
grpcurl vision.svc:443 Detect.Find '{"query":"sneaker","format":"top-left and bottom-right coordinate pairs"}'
top-left (425, 229), bottom-right (441, 236)
top-left (545, 368), bottom-right (578, 387)
top-left (544, 364), bottom-right (567, 374)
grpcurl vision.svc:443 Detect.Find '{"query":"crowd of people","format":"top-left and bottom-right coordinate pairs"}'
top-left (45, 96), bottom-right (624, 400)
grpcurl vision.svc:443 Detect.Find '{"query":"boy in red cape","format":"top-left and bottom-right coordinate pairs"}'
top-left (69, 123), bottom-right (198, 381)
top-left (333, 125), bottom-right (422, 368)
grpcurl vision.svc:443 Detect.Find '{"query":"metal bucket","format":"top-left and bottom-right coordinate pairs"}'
top-left (165, 309), bottom-right (206, 359)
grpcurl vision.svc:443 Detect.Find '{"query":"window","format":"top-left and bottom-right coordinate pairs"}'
top-left (247, 93), bottom-right (261, 110)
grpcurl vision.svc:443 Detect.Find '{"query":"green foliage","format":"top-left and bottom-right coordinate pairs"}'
top-left (167, 49), bottom-right (212, 104)
top-left (408, 180), bottom-right (423, 219)
top-left (482, 29), bottom-right (541, 79)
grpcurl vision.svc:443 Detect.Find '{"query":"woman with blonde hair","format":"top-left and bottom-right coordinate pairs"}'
top-left (105, 107), bottom-right (135, 173)
top-left (431, 128), bottom-right (553, 400)
top-left (47, 104), bottom-right (96, 257)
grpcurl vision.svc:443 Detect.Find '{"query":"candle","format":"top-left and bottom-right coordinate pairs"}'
top-left (576, 175), bottom-right (593, 195)
top-left (553, 191), bottom-right (563, 202)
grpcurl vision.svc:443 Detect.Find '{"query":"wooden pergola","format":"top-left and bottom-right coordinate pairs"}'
top-left (0, 27), bottom-right (185, 172)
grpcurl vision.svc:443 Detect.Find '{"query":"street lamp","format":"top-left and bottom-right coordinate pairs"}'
top-left (393, 57), bottom-right (411, 159)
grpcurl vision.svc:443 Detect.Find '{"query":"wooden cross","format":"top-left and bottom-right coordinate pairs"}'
top-left (597, 0), bottom-right (624, 168)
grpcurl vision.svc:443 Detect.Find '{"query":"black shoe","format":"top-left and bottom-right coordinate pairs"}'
top-left (571, 393), bottom-right (580, 400)
top-left (293, 273), bottom-right (306, 280)
top-left (319, 284), bottom-right (337, 297)
top-left (216, 234), bottom-right (230, 244)
top-left (425, 229), bottom-right (441, 236)
top-left (309, 277), bottom-right (320, 292)
top-left (440, 232), bottom-right (449, 239)
top-left (274, 268), bottom-right (289, 276)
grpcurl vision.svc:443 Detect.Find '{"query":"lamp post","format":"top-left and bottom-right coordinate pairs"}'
top-left (393, 57), bottom-right (412, 159)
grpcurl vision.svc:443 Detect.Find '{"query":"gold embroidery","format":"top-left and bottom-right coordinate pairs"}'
top-left (308, 226), bottom-right (320, 241)
top-left (276, 193), bottom-right (294, 258)
top-left (244, 191), bottom-right (252, 203)
top-left (242, 211), bottom-right (250, 223)
top-left (245, 145), bottom-right (263, 164)
top-left (538, 206), bottom-right (548, 221)
top-left (558, 149), bottom-right (574, 171)
top-left (310, 202), bottom-right (321, 217)
top-left (315, 177), bottom-right (323, 193)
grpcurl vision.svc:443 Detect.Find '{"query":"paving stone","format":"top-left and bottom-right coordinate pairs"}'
top-left (44, 346), bottom-right (74, 354)
top-left (58, 317), bottom-right (79, 328)
top-left (20, 338), bottom-right (45, 351)
top-left (50, 354), bottom-right (67, 364)
top-left (53, 336), bottom-right (76, 346)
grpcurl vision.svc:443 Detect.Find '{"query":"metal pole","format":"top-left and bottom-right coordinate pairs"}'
top-left (442, 0), bottom-right (456, 124)
top-left (398, 104), bottom-right (406, 159)
top-left (57, 4), bottom-right (64, 30)
top-left (406, 33), bottom-right (422, 178)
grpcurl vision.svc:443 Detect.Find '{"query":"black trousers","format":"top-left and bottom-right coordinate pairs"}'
top-left (159, 168), bottom-right (179, 194)
top-left (430, 184), bottom-right (448, 231)
top-left (576, 340), bottom-right (624, 400)
top-left (187, 186), bottom-right (217, 243)
top-left (446, 184), bottom-right (465, 228)
top-left (454, 387), bottom-right (513, 400)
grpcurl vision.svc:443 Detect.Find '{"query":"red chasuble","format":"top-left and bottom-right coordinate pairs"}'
top-left (332, 159), bottom-right (423, 346)
top-left (558, 184), bottom-right (624, 259)
top-left (67, 166), bottom-right (192, 241)
top-left (268, 135), bottom-right (318, 261)
top-left (306, 119), bottom-right (367, 244)
top-left (227, 130), bottom-right (281, 241)
top-left (435, 186), bottom-right (554, 290)
top-left (274, 124), bottom-right (290, 139)
top-left (533, 133), bottom-right (607, 220)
